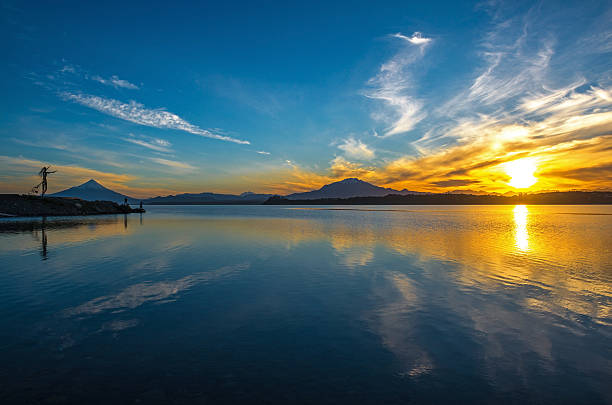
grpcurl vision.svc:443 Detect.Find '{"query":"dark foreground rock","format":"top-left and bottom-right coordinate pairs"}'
top-left (0, 194), bottom-right (145, 217)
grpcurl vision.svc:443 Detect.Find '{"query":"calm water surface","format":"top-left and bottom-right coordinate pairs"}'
top-left (1, 205), bottom-right (611, 404)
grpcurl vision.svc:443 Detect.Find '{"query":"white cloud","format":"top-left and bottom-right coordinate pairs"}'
top-left (365, 32), bottom-right (431, 137)
top-left (123, 135), bottom-right (172, 153)
top-left (393, 32), bottom-right (432, 45)
top-left (468, 43), bottom-right (554, 105)
top-left (337, 137), bottom-right (375, 160)
top-left (63, 93), bottom-right (249, 144)
top-left (256, 150), bottom-right (271, 155)
top-left (54, 64), bottom-right (139, 90)
top-left (519, 79), bottom-right (587, 112)
top-left (438, 12), bottom-right (556, 119)
top-left (521, 84), bottom-right (612, 118)
top-left (150, 157), bottom-right (195, 170)
top-left (92, 75), bottom-right (139, 90)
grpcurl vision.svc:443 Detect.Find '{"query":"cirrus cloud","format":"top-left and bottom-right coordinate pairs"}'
top-left (62, 93), bottom-right (249, 144)
top-left (150, 157), bottom-right (196, 171)
top-left (123, 134), bottom-right (172, 153)
top-left (92, 74), bottom-right (139, 90)
top-left (365, 32), bottom-right (432, 137)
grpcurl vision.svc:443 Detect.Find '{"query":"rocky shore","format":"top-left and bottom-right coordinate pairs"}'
top-left (0, 194), bottom-right (145, 217)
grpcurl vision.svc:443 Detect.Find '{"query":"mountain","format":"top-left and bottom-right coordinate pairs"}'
top-left (51, 179), bottom-right (137, 204)
top-left (144, 191), bottom-right (276, 204)
top-left (49, 178), bottom-right (420, 205)
top-left (285, 178), bottom-right (424, 200)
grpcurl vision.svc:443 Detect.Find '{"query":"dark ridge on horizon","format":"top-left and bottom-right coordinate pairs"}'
top-left (263, 191), bottom-right (612, 205)
top-left (48, 178), bottom-right (612, 205)
top-left (144, 191), bottom-right (276, 205)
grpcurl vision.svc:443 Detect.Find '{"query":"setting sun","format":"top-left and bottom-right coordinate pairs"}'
top-left (505, 158), bottom-right (538, 189)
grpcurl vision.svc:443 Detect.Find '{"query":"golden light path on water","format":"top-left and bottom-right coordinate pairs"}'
top-left (513, 205), bottom-right (529, 252)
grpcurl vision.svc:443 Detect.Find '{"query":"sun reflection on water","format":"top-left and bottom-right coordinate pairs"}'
top-left (513, 205), bottom-right (529, 252)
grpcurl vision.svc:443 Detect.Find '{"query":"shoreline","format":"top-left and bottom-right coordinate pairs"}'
top-left (263, 191), bottom-right (612, 205)
top-left (0, 194), bottom-right (145, 218)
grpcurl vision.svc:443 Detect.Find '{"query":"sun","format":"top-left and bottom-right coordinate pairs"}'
top-left (505, 158), bottom-right (538, 189)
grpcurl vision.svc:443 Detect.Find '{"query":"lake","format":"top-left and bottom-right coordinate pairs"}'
top-left (1, 205), bottom-right (611, 404)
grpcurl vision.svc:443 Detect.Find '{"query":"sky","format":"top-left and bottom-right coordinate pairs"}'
top-left (1, 0), bottom-right (611, 197)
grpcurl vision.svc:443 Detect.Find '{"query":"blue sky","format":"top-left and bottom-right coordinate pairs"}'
top-left (1, 0), bottom-right (611, 197)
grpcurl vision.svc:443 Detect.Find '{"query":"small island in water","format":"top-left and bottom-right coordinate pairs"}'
top-left (0, 194), bottom-right (145, 217)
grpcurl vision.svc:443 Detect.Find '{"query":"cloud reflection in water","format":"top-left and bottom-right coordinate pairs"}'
top-left (64, 263), bottom-right (250, 317)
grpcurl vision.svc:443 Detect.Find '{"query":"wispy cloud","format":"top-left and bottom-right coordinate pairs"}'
top-left (468, 43), bottom-right (554, 106)
top-left (255, 78), bottom-right (612, 194)
top-left (337, 137), bottom-right (375, 160)
top-left (62, 93), bottom-right (250, 144)
top-left (53, 64), bottom-right (139, 90)
top-left (365, 32), bottom-right (431, 137)
top-left (123, 134), bottom-right (172, 153)
top-left (92, 74), bottom-right (139, 90)
top-left (31, 65), bottom-right (249, 146)
top-left (150, 157), bottom-right (196, 171)
top-left (256, 150), bottom-right (271, 155)
top-left (521, 83), bottom-right (611, 118)
top-left (392, 32), bottom-right (432, 46)
top-left (437, 8), bottom-right (555, 119)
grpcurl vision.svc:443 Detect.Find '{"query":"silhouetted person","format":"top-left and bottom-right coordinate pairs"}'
top-left (124, 198), bottom-right (128, 206)
top-left (38, 166), bottom-right (56, 197)
top-left (139, 201), bottom-right (143, 210)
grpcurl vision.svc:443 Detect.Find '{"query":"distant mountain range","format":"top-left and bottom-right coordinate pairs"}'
top-left (51, 179), bottom-right (275, 204)
top-left (144, 191), bottom-right (276, 205)
top-left (52, 177), bottom-right (422, 204)
top-left (147, 178), bottom-right (420, 203)
top-left (50, 178), bottom-right (612, 205)
top-left (285, 178), bottom-right (425, 200)
top-left (50, 179), bottom-right (138, 204)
